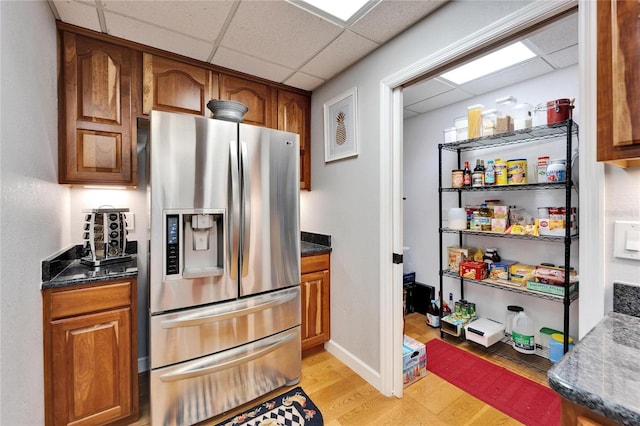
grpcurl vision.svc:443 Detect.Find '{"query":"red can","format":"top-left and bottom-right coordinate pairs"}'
top-left (546, 98), bottom-right (574, 124)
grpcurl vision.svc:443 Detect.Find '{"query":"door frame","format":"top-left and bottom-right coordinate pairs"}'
top-left (379, 0), bottom-right (600, 397)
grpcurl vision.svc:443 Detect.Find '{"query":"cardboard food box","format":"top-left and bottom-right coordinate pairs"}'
top-left (537, 207), bottom-right (577, 236)
top-left (534, 265), bottom-right (578, 285)
top-left (488, 260), bottom-right (517, 280)
top-left (492, 205), bottom-right (509, 219)
top-left (441, 314), bottom-right (474, 337)
top-left (464, 318), bottom-right (505, 347)
top-left (459, 260), bottom-right (488, 280)
top-left (491, 218), bottom-right (507, 233)
top-left (402, 335), bottom-right (427, 387)
top-left (447, 246), bottom-right (476, 272)
top-left (509, 263), bottom-right (535, 283)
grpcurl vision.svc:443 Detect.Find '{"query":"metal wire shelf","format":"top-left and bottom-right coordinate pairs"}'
top-left (440, 228), bottom-right (579, 242)
top-left (438, 120), bottom-right (579, 152)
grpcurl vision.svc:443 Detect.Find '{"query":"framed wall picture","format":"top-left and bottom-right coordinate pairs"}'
top-left (324, 87), bottom-right (358, 162)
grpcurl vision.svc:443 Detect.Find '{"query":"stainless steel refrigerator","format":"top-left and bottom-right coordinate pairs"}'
top-left (148, 110), bottom-right (301, 425)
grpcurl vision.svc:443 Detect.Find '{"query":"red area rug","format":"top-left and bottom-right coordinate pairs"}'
top-left (426, 338), bottom-right (560, 426)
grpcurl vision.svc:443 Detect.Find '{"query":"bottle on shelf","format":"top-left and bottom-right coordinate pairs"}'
top-left (477, 203), bottom-right (493, 231)
top-left (463, 161), bottom-right (472, 187)
top-left (442, 292), bottom-right (453, 317)
top-left (472, 159), bottom-right (485, 187)
top-left (485, 160), bottom-right (496, 185)
top-left (426, 298), bottom-right (441, 328)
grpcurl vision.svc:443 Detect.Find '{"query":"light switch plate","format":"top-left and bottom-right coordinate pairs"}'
top-left (125, 213), bottom-right (135, 231)
top-left (614, 221), bottom-right (640, 261)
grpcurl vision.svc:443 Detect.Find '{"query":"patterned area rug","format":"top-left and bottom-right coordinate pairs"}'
top-left (214, 387), bottom-right (323, 426)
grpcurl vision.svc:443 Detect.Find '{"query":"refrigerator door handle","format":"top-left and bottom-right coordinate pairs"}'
top-left (158, 330), bottom-right (297, 382)
top-left (159, 289), bottom-right (298, 329)
top-left (240, 141), bottom-right (251, 277)
top-left (229, 140), bottom-right (240, 280)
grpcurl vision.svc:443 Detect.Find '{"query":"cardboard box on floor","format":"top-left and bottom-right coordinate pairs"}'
top-left (403, 335), bottom-right (427, 387)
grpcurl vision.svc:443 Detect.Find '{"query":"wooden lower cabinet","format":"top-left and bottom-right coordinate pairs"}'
top-left (561, 398), bottom-right (620, 426)
top-left (43, 279), bottom-right (138, 426)
top-left (300, 253), bottom-right (330, 353)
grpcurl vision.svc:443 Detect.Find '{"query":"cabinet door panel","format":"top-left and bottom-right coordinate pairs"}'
top-left (142, 53), bottom-right (213, 116)
top-left (219, 75), bottom-right (275, 127)
top-left (301, 268), bottom-right (330, 351)
top-left (51, 308), bottom-right (132, 426)
top-left (278, 90), bottom-right (311, 190)
top-left (597, 0), bottom-right (640, 165)
top-left (60, 32), bottom-right (137, 185)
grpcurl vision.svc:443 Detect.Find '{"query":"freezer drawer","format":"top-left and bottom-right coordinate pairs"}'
top-left (150, 286), bottom-right (300, 368)
top-left (150, 326), bottom-right (301, 426)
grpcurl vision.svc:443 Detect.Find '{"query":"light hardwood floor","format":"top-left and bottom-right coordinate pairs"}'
top-left (134, 313), bottom-right (552, 425)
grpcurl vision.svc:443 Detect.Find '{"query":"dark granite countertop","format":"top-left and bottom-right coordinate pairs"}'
top-left (41, 244), bottom-right (138, 289)
top-left (301, 231), bottom-right (331, 256)
top-left (547, 312), bottom-right (640, 425)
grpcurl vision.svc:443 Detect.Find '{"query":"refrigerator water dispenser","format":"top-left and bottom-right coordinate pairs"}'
top-left (164, 209), bottom-right (225, 279)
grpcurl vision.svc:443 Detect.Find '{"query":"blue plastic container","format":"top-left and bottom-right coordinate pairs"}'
top-left (549, 333), bottom-right (574, 363)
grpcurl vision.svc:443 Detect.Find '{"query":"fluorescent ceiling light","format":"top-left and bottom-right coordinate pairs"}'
top-left (440, 42), bottom-right (537, 85)
top-left (299, 0), bottom-right (369, 21)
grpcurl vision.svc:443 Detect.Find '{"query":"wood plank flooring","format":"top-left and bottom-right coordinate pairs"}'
top-left (132, 313), bottom-right (552, 425)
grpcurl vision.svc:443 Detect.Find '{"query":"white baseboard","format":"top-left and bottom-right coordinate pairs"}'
top-left (324, 339), bottom-right (384, 394)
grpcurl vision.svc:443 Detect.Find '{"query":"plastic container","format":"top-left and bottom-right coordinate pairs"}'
top-left (549, 333), bottom-right (574, 362)
top-left (496, 96), bottom-right (517, 133)
top-left (482, 109), bottom-right (498, 136)
top-left (512, 310), bottom-right (536, 354)
top-left (537, 156), bottom-right (550, 183)
top-left (546, 159), bottom-right (567, 182)
top-left (507, 159), bottom-right (528, 185)
top-left (513, 103), bottom-right (533, 130)
top-left (467, 104), bottom-right (484, 139)
top-left (495, 159), bottom-right (508, 185)
top-left (448, 208), bottom-right (467, 230)
top-left (444, 127), bottom-right (457, 143)
top-left (505, 305), bottom-right (523, 335)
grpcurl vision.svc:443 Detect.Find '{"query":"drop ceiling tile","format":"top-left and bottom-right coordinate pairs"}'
top-left (51, 0), bottom-right (101, 32)
top-left (403, 78), bottom-right (455, 106)
top-left (526, 13), bottom-right (578, 54)
top-left (220, 1), bottom-right (342, 69)
top-left (544, 45), bottom-right (579, 69)
top-left (212, 46), bottom-right (294, 83)
top-left (461, 58), bottom-right (554, 95)
top-left (104, 12), bottom-right (214, 61)
top-left (284, 72), bottom-right (325, 91)
top-left (351, 0), bottom-right (446, 44)
top-left (407, 88), bottom-right (473, 115)
top-left (300, 30), bottom-right (378, 80)
top-left (102, 0), bottom-right (234, 42)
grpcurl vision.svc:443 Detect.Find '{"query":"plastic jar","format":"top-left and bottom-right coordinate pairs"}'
top-left (549, 333), bottom-right (574, 363)
top-left (507, 159), bottom-right (528, 185)
top-left (513, 103), bottom-right (533, 130)
top-left (451, 169), bottom-right (464, 188)
top-left (482, 109), bottom-right (498, 136)
top-left (512, 310), bottom-right (536, 354)
top-left (505, 305), bottom-right (523, 335)
top-left (546, 159), bottom-right (567, 182)
top-left (537, 156), bottom-right (550, 183)
top-left (448, 208), bottom-right (467, 230)
top-left (467, 104), bottom-right (484, 138)
top-left (495, 159), bottom-right (508, 185)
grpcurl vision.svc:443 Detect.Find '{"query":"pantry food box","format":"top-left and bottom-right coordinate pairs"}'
top-left (403, 335), bottom-right (427, 387)
top-left (447, 246), bottom-right (476, 272)
top-left (459, 260), bottom-right (488, 280)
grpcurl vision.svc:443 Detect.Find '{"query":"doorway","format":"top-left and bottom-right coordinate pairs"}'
top-left (379, 1), bottom-right (600, 397)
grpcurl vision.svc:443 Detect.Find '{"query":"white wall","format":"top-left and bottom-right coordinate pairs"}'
top-left (301, 0), bottom-right (530, 381)
top-left (403, 65), bottom-right (580, 339)
top-left (604, 165), bottom-right (640, 308)
top-left (0, 1), bottom-right (69, 424)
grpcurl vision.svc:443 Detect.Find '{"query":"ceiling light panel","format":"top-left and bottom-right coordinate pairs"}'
top-left (440, 42), bottom-right (537, 85)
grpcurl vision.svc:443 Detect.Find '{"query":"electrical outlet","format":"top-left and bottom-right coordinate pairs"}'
top-left (125, 213), bottom-right (135, 231)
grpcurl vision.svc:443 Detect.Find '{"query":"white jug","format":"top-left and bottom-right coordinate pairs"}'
top-left (512, 311), bottom-right (536, 354)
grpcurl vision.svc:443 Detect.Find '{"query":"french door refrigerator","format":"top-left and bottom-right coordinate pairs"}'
top-left (148, 110), bottom-right (301, 425)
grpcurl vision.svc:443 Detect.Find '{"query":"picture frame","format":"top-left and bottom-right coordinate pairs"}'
top-left (324, 87), bottom-right (358, 162)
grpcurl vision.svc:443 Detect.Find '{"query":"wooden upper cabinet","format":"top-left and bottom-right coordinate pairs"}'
top-left (219, 74), bottom-right (276, 127)
top-left (278, 90), bottom-right (311, 190)
top-left (597, 0), bottom-right (640, 167)
top-left (59, 32), bottom-right (138, 185)
top-left (142, 53), bottom-right (217, 116)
